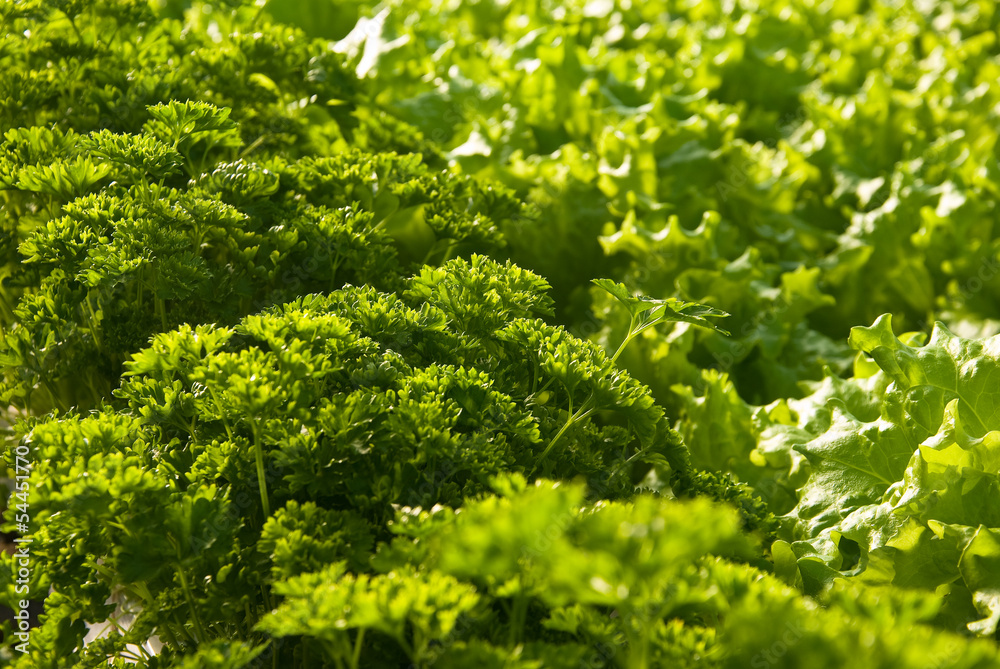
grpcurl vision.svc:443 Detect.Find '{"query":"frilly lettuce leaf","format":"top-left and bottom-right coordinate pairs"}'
top-left (772, 316), bottom-right (1000, 634)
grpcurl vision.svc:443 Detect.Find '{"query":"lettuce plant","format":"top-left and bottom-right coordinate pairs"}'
top-left (672, 313), bottom-right (1000, 636)
top-left (761, 317), bottom-right (1000, 635)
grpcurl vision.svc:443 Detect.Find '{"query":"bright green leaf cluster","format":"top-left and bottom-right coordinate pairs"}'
top-left (1, 256), bottom-right (686, 665)
top-left (5, 1), bottom-right (1000, 667)
top-left (0, 105), bottom-right (522, 413)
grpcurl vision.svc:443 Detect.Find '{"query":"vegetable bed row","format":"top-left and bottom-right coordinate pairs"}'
top-left (2, 1), bottom-right (1000, 667)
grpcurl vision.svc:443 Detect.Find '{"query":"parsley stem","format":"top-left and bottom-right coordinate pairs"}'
top-left (158, 623), bottom-right (182, 651)
top-left (350, 628), bottom-right (366, 669)
top-left (239, 134), bottom-right (267, 158)
top-left (199, 142), bottom-right (213, 174)
top-left (243, 600), bottom-right (253, 636)
top-left (394, 634), bottom-right (415, 663)
top-left (173, 611), bottom-right (198, 645)
top-left (507, 587), bottom-right (528, 646)
top-left (261, 584), bottom-right (274, 615)
top-left (62, 11), bottom-right (85, 43)
top-left (84, 292), bottom-right (103, 351)
top-left (208, 387), bottom-right (235, 441)
top-left (250, 0), bottom-right (270, 29)
top-left (325, 640), bottom-right (347, 669)
top-left (251, 421), bottom-right (272, 518)
top-left (155, 297), bottom-right (167, 331)
top-left (176, 566), bottom-right (208, 643)
top-left (38, 374), bottom-right (67, 413)
top-left (0, 290), bottom-right (16, 326)
top-left (533, 396), bottom-right (594, 473)
top-left (610, 315), bottom-right (638, 364)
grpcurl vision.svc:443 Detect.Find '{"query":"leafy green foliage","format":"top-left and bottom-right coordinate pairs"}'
top-left (4, 1), bottom-right (1000, 667)
top-left (0, 0), bottom-right (430, 157)
top-left (291, 476), bottom-right (998, 669)
top-left (350, 0), bottom-right (1000, 409)
top-left (1, 257), bottom-right (687, 665)
top-left (0, 105), bottom-right (521, 413)
top-left (258, 563), bottom-right (481, 668)
top-left (745, 318), bottom-right (1000, 635)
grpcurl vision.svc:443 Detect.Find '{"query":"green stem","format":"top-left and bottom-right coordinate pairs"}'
top-left (175, 567), bottom-right (208, 643)
top-left (0, 289), bottom-right (17, 328)
top-left (251, 421), bottom-right (271, 518)
top-left (532, 397), bottom-right (594, 474)
top-left (37, 373), bottom-right (67, 413)
top-left (239, 134), bottom-right (267, 159)
top-left (420, 238), bottom-right (459, 268)
top-left (244, 601), bottom-right (253, 636)
top-left (148, 261), bottom-right (167, 331)
top-left (395, 633), bottom-right (416, 663)
top-left (198, 141), bottom-right (215, 175)
top-left (534, 377), bottom-right (555, 399)
top-left (260, 583), bottom-right (274, 616)
top-left (186, 416), bottom-right (199, 446)
top-left (420, 242), bottom-right (439, 267)
top-left (62, 11), bottom-right (85, 43)
top-left (117, 649), bottom-right (145, 662)
top-left (84, 292), bottom-right (103, 352)
top-left (250, 0), bottom-right (270, 29)
top-left (173, 611), bottom-right (198, 645)
top-left (158, 622), bottom-right (182, 651)
top-left (323, 639), bottom-right (347, 669)
top-left (133, 581), bottom-right (160, 618)
top-left (610, 315), bottom-right (637, 364)
top-left (507, 588), bottom-right (529, 647)
top-left (156, 297), bottom-right (167, 331)
top-left (437, 240), bottom-right (459, 265)
top-left (105, 21), bottom-right (122, 45)
top-left (351, 628), bottom-right (366, 669)
top-left (616, 442), bottom-right (654, 474)
top-left (207, 386), bottom-right (235, 441)
top-left (106, 520), bottom-right (136, 537)
top-left (328, 252), bottom-right (341, 292)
